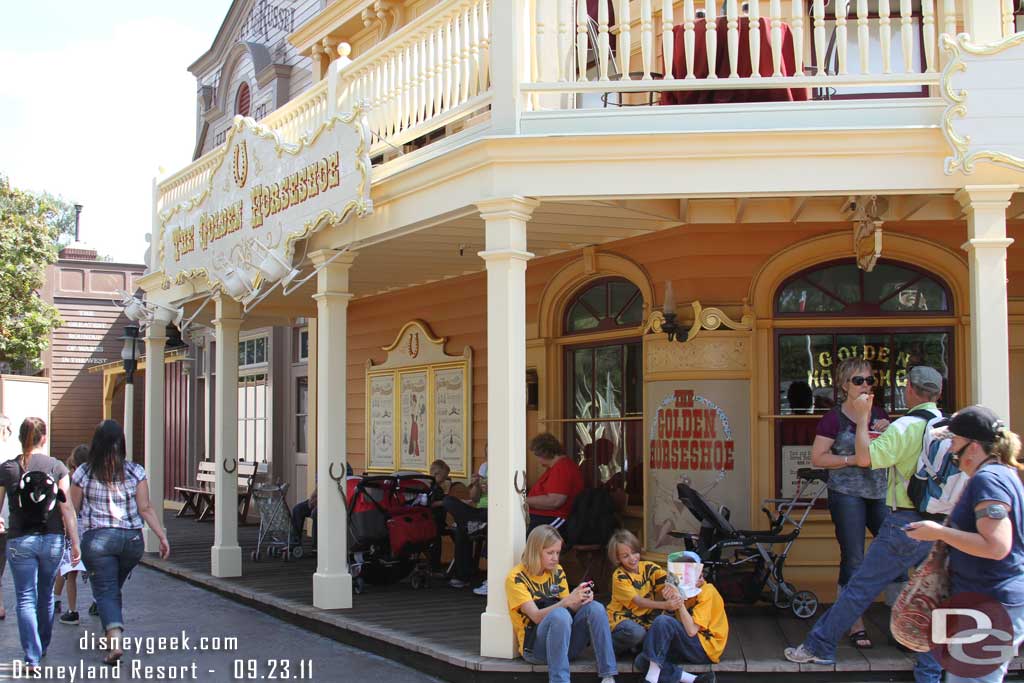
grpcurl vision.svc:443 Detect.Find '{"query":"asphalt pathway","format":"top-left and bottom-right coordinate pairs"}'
top-left (0, 563), bottom-right (444, 682)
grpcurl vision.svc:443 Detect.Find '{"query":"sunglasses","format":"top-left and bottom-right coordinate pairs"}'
top-left (850, 375), bottom-right (876, 386)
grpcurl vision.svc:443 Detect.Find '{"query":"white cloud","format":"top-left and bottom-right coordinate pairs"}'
top-left (0, 17), bottom-right (211, 263)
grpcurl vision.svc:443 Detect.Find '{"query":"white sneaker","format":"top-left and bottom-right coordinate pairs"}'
top-left (448, 578), bottom-right (469, 589)
top-left (783, 644), bottom-right (834, 665)
top-left (473, 581), bottom-right (488, 596)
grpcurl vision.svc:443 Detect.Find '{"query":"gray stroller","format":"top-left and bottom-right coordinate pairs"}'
top-left (251, 482), bottom-right (302, 561)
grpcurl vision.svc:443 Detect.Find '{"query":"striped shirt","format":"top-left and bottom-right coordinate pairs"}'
top-left (71, 462), bottom-right (148, 532)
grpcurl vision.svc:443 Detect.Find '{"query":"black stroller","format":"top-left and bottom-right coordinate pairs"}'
top-left (673, 468), bottom-right (828, 619)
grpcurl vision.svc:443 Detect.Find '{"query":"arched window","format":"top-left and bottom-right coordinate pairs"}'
top-left (775, 260), bottom-right (951, 316)
top-left (564, 278), bottom-right (644, 334)
top-left (235, 83), bottom-right (251, 117)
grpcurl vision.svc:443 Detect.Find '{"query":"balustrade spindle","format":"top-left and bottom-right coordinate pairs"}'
top-left (641, 0), bottom-right (654, 80)
top-left (663, 0), bottom-right (675, 80)
top-left (769, 0), bottom-right (782, 77)
top-left (536, 0), bottom-right (547, 84)
top-left (444, 20), bottom-right (454, 110)
top-left (619, 0), bottom-right (632, 80)
top-left (749, 0), bottom-right (761, 78)
top-left (598, 0), bottom-right (610, 81)
top-left (403, 46), bottom-right (413, 130)
top-left (435, 27), bottom-right (446, 116)
top-left (791, 0), bottom-right (804, 74)
top-left (900, 0), bottom-right (913, 73)
top-left (558, 0), bottom-right (571, 82)
top-left (922, 0), bottom-right (936, 73)
top-left (812, 0), bottom-right (826, 75)
top-left (836, 0), bottom-right (849, 75)
top-left (390, 54), bottom-right (400, 137)
top-left (943, 0), bottom-right (955, 41)
top-left (479, 0), bottom-right (490, 93)
top-left (857, 0), bottom-right (870, 74)
top-left (451, 14), bottom-right (464, 106)
top-left (460, 7), bottom-right (472, 103)
top-left (577, 0), bottom-right (590, 81)
top-left (413, 42), bottom-right (423, 126)
top-left (683, 0), bottom-right (696, 79)
top-left (879, 0), bottom-right (892, 74)
top-left (1004, 0), bottom-right (1016, 38)
top-left (705, 0), bottom-right (718, 79)
top-left (726, 0), bottom-right (739, 78)
top-left (425, 33), bottom-right (436, 119)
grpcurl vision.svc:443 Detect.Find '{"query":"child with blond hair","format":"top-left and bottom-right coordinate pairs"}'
top-left (53, 444), bottom-right (89, 624)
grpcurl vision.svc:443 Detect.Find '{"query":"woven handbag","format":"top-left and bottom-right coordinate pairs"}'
top-left (890, 540), bottom-right (951, 653)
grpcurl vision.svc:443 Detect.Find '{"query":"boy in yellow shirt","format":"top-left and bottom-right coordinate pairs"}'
top-left (635, 552), bottom-right (727, 683)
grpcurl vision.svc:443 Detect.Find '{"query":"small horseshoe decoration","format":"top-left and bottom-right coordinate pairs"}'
top-left (514, 470), bottom-right (528, 494)
top-left (223, 458), bottom-right (237, 474)
top-left (328, 462), bottom-right (346, 483)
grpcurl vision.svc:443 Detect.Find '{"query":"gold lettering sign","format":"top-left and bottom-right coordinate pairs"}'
top-left (806, 344), bottom-right (913, 389)
top-left (250, 151), bottom-right (340, 228)
top-left (198, 201), bottom-right (244, 251)
top-left (172, 226), bottom-right (196, 262)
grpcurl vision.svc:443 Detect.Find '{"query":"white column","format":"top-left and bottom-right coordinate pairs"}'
top-left (489, 0), bottom-right (526, 133)
top-left (124, 383), bottom-right (135, 459)
top-left (212, 295), bottom-right (243, 578)
top-left (962, 0), bottom-right (1004, 43)
top-left (311, 249), bottom-right (356, 609)
top-left (477, 196), bottom-right (538, 659)
top-left (143, 326), bottom-right (167, 553)
top-left (956, 185), bottom-right (1017, 424)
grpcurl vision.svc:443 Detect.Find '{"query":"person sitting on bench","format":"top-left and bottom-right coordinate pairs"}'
top-left (444, 461), bottom-right (488, 589)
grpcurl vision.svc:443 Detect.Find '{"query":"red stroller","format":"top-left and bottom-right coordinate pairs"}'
top-left (346, 474), bottom-right (439, 594)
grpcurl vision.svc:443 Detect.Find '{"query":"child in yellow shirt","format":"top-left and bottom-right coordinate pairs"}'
top-left (635, 552), bottom-right (728, 683)
top-left (606, 530), bottom-right (684, 654)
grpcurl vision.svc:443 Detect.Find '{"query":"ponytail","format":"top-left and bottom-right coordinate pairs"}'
top-left (18, 417), bottom-right (47, 454)
top-left (988, 429), bottom-right (1024, 473)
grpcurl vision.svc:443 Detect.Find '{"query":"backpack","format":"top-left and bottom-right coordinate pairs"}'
top-left (898, 408), bottom-right (968, 515)
top-left (562, 487), bottom-right (619, 548)
top-left (9, 468), bottom-right (66, 534)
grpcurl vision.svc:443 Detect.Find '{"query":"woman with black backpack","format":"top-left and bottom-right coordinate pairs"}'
top-left (0, 416), bottom-right (81, 672)
top-left (70, 419), bottom-right (169, 665)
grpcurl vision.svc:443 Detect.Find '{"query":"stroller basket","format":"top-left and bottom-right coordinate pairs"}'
top-left (251, 481), bottom-right (300, 561)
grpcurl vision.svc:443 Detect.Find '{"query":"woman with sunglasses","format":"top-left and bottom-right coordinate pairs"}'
top-left (810, 357), bottom-right (890, 649)
top-left (905, 406), bottom-right (1024, 683)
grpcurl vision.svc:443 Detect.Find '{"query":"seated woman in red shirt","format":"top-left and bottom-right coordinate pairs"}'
top-left (525, 433), bottom-right (584, 533)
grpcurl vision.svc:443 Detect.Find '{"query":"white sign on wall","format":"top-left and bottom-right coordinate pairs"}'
top-left (158, 110), bottom-right (373, 291)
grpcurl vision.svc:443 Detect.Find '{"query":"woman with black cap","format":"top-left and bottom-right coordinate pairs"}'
top-left (905, 405), bottom-right (1024, 683)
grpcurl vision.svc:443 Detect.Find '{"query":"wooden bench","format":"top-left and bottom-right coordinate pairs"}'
top-left (174, 460), bottom-right (258, 523)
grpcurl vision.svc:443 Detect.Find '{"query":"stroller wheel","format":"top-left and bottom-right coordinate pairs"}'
top-left (251, 550), bottom-right (259, 562)
top-left (791, 590), bottom-right (819, 619)
top-left (291, 546), bottom-right (304, 559)
top-left (773, 581), bottom-right (796, 609)
top-left (411, 573), bottom-right (425, 590)
top-left (353, 576), bottom-right (366, 595)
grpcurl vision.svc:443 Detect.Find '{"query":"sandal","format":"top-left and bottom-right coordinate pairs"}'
top-left (848, 630), bottom-right (873, 649)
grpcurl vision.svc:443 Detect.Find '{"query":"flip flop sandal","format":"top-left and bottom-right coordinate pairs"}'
top-left (848, 630), bottom-right (873, 649)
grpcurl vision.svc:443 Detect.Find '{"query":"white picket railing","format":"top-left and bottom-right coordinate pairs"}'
top-left (260, 78), bottom-right (330, 145)
top-left (523, 0), bottom-right (959, 102)
top-left (335, 0), bottom-right (493, 156)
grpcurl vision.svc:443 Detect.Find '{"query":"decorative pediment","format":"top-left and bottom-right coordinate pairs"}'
top-left (370, 320), bottom-right (470, 370)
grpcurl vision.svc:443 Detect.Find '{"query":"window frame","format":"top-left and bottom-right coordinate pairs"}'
top-left (235, 82), bottom-right (251, 117)
top-left (562, 276), bottom-right (645, 335)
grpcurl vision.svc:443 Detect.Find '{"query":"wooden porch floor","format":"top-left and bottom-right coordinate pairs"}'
top-left (145, 512), bottom-right (1021, 681)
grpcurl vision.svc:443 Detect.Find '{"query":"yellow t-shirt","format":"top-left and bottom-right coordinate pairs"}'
top-left (681, 583), bottom-right (729, 663)
top-left (606, 560), bottom-right (668, 631)
top-left (505, 563), bottom-right (569, 656)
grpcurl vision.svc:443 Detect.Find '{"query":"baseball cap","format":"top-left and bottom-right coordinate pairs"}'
top-left (934, 405), bottom-right (1006, 443)
top-left (907, 366), bottom-right (943, 394)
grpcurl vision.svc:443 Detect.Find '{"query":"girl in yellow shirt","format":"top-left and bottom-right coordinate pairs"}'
top-left (505, 525), bottom-right (618, 683)
top-left (606, 530), bottom-right (684, 654)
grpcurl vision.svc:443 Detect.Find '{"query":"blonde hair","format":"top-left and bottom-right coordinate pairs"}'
top-left (607, 529), bottom-right (641, 565)
top-left (522, 525), bottom-right (563, 576)
top-left (835, 357), bottom-right (872, 403)
top-left (987, 429), bottom-right (1023, 472)
top-left (429, 459), bottom-right (450, 476)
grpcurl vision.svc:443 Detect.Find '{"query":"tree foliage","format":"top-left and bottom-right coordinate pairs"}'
top-left (36, 190), bottom-right (79, 247)
top-left (0, 175), bottom-right (62, 372)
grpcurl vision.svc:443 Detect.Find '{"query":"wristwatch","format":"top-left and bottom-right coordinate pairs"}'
top-left (975, 504), bottom-right (1009, 521)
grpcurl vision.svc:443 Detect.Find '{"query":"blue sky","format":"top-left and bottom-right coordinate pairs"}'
top-left (0, 1), bottom-right (232, 263)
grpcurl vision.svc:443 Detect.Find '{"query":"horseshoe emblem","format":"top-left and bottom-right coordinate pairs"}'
top-left (223, 458), bottom-right (237, 474)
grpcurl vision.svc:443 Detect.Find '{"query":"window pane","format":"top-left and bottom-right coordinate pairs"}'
top-left (776, 279), bottom-right (845, 314)
top-left (835, 333), bottom-right (894, 414)
top-left (624, 342), bottom-right (642, 416)
top-left (245, 341), bottom-right (256, 366)
top-left (238, 342), bottom-right (246, 367)
top-left (572, 349), bottom-right (594, 418)
top-left (296, 415), bottom-right (307, 453)
top-left (609, 281), bottom-right (639, 318)
top-left (581, 283), bottom-right (608, 318)
top-left (254, 337), bottom-right (266, 364)
top-left (891, 332), bottom-right (951, 412)
top-left (567, 302), bottom-right (600, 332)
top-left (880, 277), bottom-right (949, 313)
top-left (300, 330), bottom-right (309, 360)
top-left (617, 295), bottom-right (643, 326)
top-left (864, 263), bottom-right (914, 304)
top-left (777, 334), bottom-right (834, 414)
top-left (595, 346), bottom-right (623, 417)
top-left (806, 264), bottom-right (861, 304)
top-left (297, 377), bottom-right (308, 415)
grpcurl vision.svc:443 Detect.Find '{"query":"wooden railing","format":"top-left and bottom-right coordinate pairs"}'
top-left (522, 0), bottom-right (962, 103)
top-left (335, 0), bottom-right (493, 156)
top-left (260, 78), bottom-right (330, 145)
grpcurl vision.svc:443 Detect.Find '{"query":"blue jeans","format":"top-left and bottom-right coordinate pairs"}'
top-left (522, 602), bottom-right (617, 683)
top-left (81, 528), bottom-right (144, 632)
top-left (827, 490), bottom-right (888, 587)
top-left (945, 602), bottom-right (1024, 683)
top-left (640, 614), bottom-right (712, 683)
top-left (803, 510), bottom-right (943, 683)
top-left (6, 533), bottom-right (64, 665)
top-left (611, 619), bottom-right (647, 654)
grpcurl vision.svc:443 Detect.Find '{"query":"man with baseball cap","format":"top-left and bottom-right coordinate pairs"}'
top-left (785, 366), bottom-right (945, 682)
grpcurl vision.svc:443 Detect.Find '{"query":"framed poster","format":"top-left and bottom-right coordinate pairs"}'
top-left (367, 373), bottom-right (396, 471)
top-left (398, 370), bottom-right (429, 471)
top-left (434, 364), bottom-right (468, 477)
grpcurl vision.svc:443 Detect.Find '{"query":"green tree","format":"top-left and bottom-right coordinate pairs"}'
top-left (0, 175), bottom-right (62, 373)
top-left (36, 190), bottom-right (79, 247)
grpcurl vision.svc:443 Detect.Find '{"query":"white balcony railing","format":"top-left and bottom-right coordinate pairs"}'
top-left (521, 0), bottom-right (958, 106)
